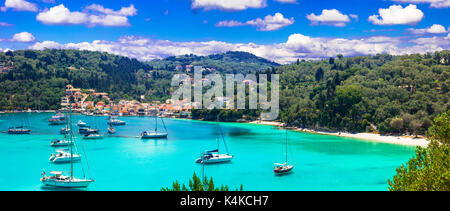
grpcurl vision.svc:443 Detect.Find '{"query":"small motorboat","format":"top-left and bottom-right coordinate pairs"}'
top-left (41, 171), bottom-right (94, 188)
top-left (49, 150), bottom-right (81, 163)
top-left (83, 134), bottom-right (104, 139)
top-left (48, 113), bottom-right (66, 125)
top-left (107, 126), bottom-right (116, 134)
top-left (79, 127), bottom-right (99, 135)
top-left (77, 120), bottom-right (88, 127)
top-left (273, 163), bottom-right (294, 175)
top-left (141, 131), bottom-right (168, 139)
top-left (108, 116), bottom-right (126, 126)
top-left (7, 127), bottom-right (31, 135)
top-left (50, 139), bottom-right (73, 147)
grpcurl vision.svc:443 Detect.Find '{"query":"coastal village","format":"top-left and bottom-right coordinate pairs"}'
top-left (62, 85), bottom-right (193, 118)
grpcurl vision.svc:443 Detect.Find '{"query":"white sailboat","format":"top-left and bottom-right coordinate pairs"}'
top-left (196, 119), bottom-right (233, 164)
top-left (141, 100), bottom-right (168, 139)
top-left (41, 102), bottom-right (94, 188)
top-left (273, 130), bottom-right (294, 175)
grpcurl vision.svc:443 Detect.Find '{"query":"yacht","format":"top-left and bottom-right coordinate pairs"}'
top-left (41, 102), bottom-right (95, 188)
top-left (77, 120), bottom-right (88, 127)
top-left (83, 134), bottom-right (104, 139)
top-left (141, 100), bottom-right (168, 139)
top-left (273, 130), bottom-right (294, 175)
top-left (50, 139), bottom-right (73, 147)
top-left (195, 120), bottom-right (233, 164)
top-left (49, 149), bottom-right (81, 163)
top-left (108, 116), bottom-right (126, 126)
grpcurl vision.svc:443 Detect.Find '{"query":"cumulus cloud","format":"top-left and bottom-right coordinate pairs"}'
top-left (369, 4), bottom-right (424, 25)
top-left (0, 0), bottom-right (38, 12)
top-left (28, 33), bottom-right (450, 64)
top-left (306, 9), bottom-right (353, 27)
top-left (408, 24), bottom-right (448, 34)
top-left (392, 0), bottom-right (450, 8)
top-left (215, 13), bottom-right (294, 31)
top-left (1, 32), bottom-right (36, 42)
top-left (36, 4), bottom-right (137, 27)
top-left (191, 0), bottom-right (267, 11)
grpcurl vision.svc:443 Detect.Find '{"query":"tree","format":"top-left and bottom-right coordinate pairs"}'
top-left (315, 67), bottom-right (324, 82)
top-left (161, 172), bottom-right (242, 191)
top-left (388, 111), bottom-right (450, 191)
top-left (390, 118), bottom-right (404, 135)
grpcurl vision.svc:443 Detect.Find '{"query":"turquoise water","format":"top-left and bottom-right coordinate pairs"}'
top-left (0, 113), bottom-right (416, 191)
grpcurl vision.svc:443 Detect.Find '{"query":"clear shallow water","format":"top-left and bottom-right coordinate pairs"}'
top-left (0, 113), bottom-right (416, 191)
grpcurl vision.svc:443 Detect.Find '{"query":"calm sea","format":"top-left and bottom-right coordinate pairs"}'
top-left (0, 113), bottom-right (416, 191)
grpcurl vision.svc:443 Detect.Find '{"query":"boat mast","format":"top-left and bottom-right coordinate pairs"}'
top-left (155, 97), bottom-right (158, 133)
top-left (285, 130), bottom-right (288, 164)
top-left (69, 101), bottom-right (73, 180)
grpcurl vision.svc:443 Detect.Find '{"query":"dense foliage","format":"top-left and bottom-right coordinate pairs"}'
top-left (161, 172), bottom-right (242, 191)
top-left (279, 51), bottom-right (450, 135)
top-left (0, 49), bottom-right (174, 110)
top-left (147, 51), bottom-right (279, 74)
top-left (388, 111), bottom-right (449, 191)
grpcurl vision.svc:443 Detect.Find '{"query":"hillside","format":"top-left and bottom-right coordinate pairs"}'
top-left (147, 51), bottom-right (280, 74)
top-left (193, 51), bottom-right (450, 136)
top-left (0, 49), bottom-right (174, 110)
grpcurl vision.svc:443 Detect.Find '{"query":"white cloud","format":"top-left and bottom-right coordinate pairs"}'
top-left (215, 13), bottom-right (294, 31)
top-left (85, 4), bottom-right (137, 16)
top-left (246, 13), bottom-right (295, 31)
top-left (191, 0), bottom-right (267, 11)
top-left (392, 0), bottom-right (450, 8)
top-left (8, 32), bottom-right (35, 42)
top-left (215, 20), bottom-right (246, 27)
top-left (369, 4), bottom-right (424, 25)
top-left (0, 0), bottom-right (38, 12)
top-left (408, 24), bottom-right (448, 34)
top-left (0, 22), bottom-right (14, 26)
top-left (28, 33), bottom-right (450, 64)
top-left (36, 4), bottom-right (136, 27)
top-left (306, 9), bottom-right (352, 27)
top-left (37, 4), bottom-right (89, 25)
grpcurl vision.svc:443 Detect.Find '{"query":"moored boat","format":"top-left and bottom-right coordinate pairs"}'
top-left (274, 130), bottom-right (294, 175)
top-left (50, 139), bottom-right (73, 147)
top-left (77, 120), bottom-right (88, 127)
top-left (196, 118), bottom-right (233, 164)
top-left (7, 127), bottom-right (31, 135)
top-left (83, 134), bottom-right (104, 139)
top-left (41, 101), bottom-right (95, 189)
top-left (41, 171), bottom-right (93, 188)
top-left (141, 99), bottom-right (168, 139)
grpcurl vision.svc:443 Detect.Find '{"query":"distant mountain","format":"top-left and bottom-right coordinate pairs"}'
top-left (147, 51), bottom-right (280, 74)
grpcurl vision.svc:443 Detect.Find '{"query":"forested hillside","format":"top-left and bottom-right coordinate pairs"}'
top-left (147, 51), bottom-right (279, 74)
top-left (0, 49), bottom-right (448, 135)
top-left (0, 49), bottom-right (173, 110)
top-left (279, 51), bottom-right (450, 135)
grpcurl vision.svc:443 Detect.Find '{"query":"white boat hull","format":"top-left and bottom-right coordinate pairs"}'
top-left (50, 155), bottom-right (81, 163)
top-left (83, 135), bottom-right (103, 139)
top-left (197, 154), bottom-right (234, 164)
top-left (141, 132), bottom-right (168, 139)
top-left (41, 178), bottom-right (93, 188)
top-left (50, 141), bottom-right (73, 147)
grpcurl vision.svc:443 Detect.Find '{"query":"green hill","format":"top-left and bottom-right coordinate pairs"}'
top-left (147, 51), bottom-right (280, 74)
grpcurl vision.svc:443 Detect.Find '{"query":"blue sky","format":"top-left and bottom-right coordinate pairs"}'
top-left (0, 0), bottom-right (449, 63)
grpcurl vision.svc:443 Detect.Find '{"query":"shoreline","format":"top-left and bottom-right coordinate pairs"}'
top-left (0, 111), bottom-right (430, 147)
top-left (247, 120), bottom-right (429, 147)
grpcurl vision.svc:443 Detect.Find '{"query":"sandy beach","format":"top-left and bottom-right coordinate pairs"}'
top-left (248, 121), bottom-right (429, 147)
